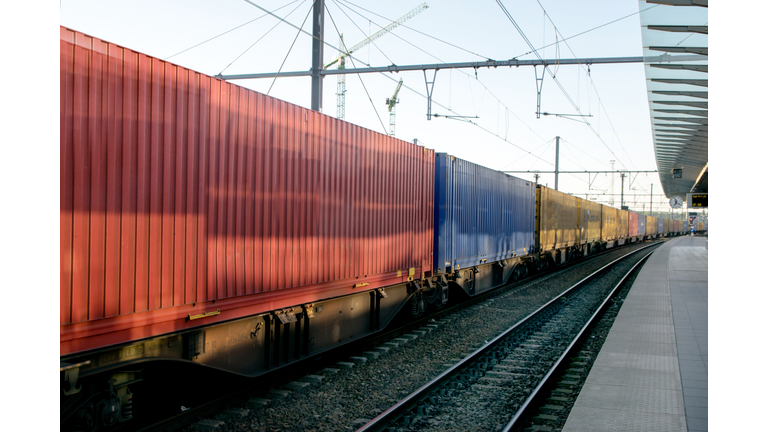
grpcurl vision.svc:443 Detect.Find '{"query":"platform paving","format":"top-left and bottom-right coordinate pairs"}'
top-left (563, 236), bottom-right (707, 432)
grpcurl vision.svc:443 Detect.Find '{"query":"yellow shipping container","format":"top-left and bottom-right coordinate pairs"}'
top-left (647, 216), bottom-right (658, 236)
top-left (697, 222), bottom-right (704, 231)
top-left (601, 205), bottom-right (618, 242)
top-left (536, 186), bottom-right (577, 251)
top-left (617, 209), bottom-right (629, 240)
top-left (577, 197), bottom-right (602, 244)
top-left (663, 218), bottom-right (671, 234)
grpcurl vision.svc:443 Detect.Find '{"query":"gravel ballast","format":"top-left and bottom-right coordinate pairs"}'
top-left (183, 242), bottom-right (660, 432)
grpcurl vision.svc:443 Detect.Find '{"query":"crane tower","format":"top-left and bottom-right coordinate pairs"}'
top-left (325, 3), bottom-right (428, 120)
top-left (386, 79), bottom-right (403, 136)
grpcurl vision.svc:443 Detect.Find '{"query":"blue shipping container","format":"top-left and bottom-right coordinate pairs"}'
top-left (433, 153), bottom-right (536, 273)
top-left (638, 214), bottom-right (646, 236)
top-left (658, 217), bottom-right (664, 235)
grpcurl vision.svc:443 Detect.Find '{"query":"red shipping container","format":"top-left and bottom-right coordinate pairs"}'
top-left (628, 212), bottom-right (639, 238)
top-left (60, 27), bottom-right (435, 356)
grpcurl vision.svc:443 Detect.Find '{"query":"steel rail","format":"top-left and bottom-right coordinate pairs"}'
top-left (356, 242), bottom-right (660, 432)
top-left (502, 247), bottom-right (656, 432)
top-left (132, 241), bottom-right (663, 432)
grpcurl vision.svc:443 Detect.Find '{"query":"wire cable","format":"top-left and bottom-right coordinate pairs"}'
top-left (512, 4), bottom-right (660, 60)
top-left (220, 0), bottom-right (307, 75)
top-left (337, 0), bottom-right (491, 60)
top-left (164, 0), bottom-right (303, 61)
top-left (333, 0), bottom-right (551, 148)
top-left (496, 0), bottom-right (631, 171)
top-left (330, 0), bottom-right (395, 67)
top-left (499, 138), bottom-right (553, 170)
top-left (238, 0), bottom-right (551, 166)
top-left (532, 0), bottom-right (664, 171)
top-left (268, 2), bottom-right (314, 95)
top-left (325, 5), bottom-right (389, 134)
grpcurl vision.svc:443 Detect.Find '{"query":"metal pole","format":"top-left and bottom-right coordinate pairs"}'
top-left (620, 173), bottom-right (625, 208)
top-left (650, 184), bottom-right (653, 215)
top-left (311, 0), bottom-right (325, 112)
top-left (555, 136), bottom-right (560, 191)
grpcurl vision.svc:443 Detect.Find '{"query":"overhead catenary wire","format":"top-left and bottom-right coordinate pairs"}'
top-left (327, 0), bottom-right (558, 166)
top-left (337, 0), bottom-right (491, 60)
top-left (532, 0), bottom-right (658, 171)
top-left (512, 4), bottom-right (661, 60)
top-left (235, 0), bottom-right (635, 175)
top-left (219, 0), bottom-right (307, 76)
top-left (495, 0), bottom-right (631, 172)
top-left (164, 0), bottom-right (304, 61)
top-left (500, 138), bottom-right (553, 170)
top-left (329, 0), bottom-right (396, 66)
top-left (333, 0), bottom-right (552, 150)
top-left (325, 5), bottom-right (389, 134)
top-left (267, 2), bottom-right (314, 95)
top-left (237, 0), bottom-right (549, 164)
top-left (560, 138), bottom-right (611, 169)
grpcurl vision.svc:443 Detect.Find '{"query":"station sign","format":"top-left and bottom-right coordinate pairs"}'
top-left (686, 193), bottom-right (708, 208)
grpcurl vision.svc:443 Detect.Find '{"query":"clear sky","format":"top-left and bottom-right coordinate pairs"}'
top-left (60, 0), bottom-right (681, 214)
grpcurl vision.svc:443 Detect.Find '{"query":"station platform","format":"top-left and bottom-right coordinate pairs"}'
top-left (562, 236), bottom-right (708, 432)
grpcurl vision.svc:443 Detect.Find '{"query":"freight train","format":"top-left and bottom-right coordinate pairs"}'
top-left (59, 26), bottom-right (686, 430)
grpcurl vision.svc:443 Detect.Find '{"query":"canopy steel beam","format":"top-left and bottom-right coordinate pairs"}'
top-left (651, 90), bottom-right (707, 99)
top-left (649, 46), bottom-right (707, 55)
top-left (652, 100), bottom-right (707, 109)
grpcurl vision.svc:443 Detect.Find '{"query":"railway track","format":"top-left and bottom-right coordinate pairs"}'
top-left (357, 243), bottom-right (659, 432)
top-left (126, 241), bottom-right (662, 432)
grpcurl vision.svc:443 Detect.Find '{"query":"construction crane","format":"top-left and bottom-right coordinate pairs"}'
top-left (325, 2), bottom-right (428, 120)
top-left (386, 79), bottom-right (403, 136)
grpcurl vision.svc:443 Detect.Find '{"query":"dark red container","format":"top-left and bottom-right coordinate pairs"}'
top-left (628, 212), bottom-right (639, 238)
top-left (60, 27), bottom-right (435, 356)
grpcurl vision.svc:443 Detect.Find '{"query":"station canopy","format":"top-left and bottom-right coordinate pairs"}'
top-left (639, 0), bottom-right (708, 198)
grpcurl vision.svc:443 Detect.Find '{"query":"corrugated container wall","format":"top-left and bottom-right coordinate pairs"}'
top-left (576, 198), bottom-right (601, 244)
top-left (658, 217), bottom-right (664, 235)
top-left (697, 222), bottom-right (704, 231)
top-left (674, 220), bottom-right (680, 233)
top-left (601, 205), bottom-right (618, 242)
top-left (60, 27), bottom-right (434, 354)
top-left (646, 216), bottom-right (657, 236)
top-left (537, 186), bottom-right (578, 250)
top-left (434, 154), bottom-right (535, 273)
top-left (617, 209), bottom-right (629, 239)
top-left (645, 216), bottom-right (655, 236)
top-left (628, 212), bottom-right (639, 238)
top-left (664, 218), bottom-right (671, 234)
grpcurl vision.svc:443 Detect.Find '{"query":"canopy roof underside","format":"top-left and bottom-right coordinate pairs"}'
top-left (640, 0), bottom-right (708, 198)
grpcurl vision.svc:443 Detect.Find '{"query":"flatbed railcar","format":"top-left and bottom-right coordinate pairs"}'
top-left (60, 26), bottom-right (437, 430)
top-left (60, 26), bottom-right (667, 431)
